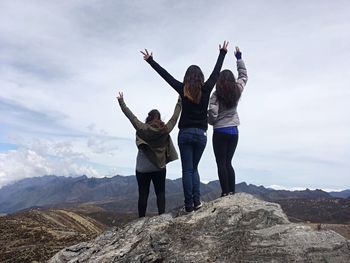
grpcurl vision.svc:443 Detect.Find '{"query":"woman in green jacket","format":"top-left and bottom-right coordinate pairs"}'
top-left (117, 92), bottom-right (181, 217)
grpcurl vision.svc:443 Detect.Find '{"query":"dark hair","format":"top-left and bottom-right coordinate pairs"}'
top-left (216, 69), bottom-right (241, 108)
top-left (146, 109), bottom-right (165, 129)
top-left (183, 65), bottom-right (204, 104)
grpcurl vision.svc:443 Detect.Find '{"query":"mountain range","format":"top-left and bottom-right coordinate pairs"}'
top-left (1, 175), bottom-right (349, 262)
top-left (0, 175), bottom-right (348, 214)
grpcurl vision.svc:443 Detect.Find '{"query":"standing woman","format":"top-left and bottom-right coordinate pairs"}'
top-left (208, 46), bottom-right (248, 196)
top-left (117, 92), bottom-right (181, 217)
top-left (141, 41), bottom-right (228, 212)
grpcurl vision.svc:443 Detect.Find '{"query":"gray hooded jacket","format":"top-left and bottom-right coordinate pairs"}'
top-left (208, 59), bottom-right (248, 128)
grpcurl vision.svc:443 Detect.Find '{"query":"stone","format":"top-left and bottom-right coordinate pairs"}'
top-left (49, 193), bottom-right (350, 263)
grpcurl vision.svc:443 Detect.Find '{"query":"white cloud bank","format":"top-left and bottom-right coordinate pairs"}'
top-left (0, 145), bottom-right (99, 188)
top-left (1, 0), bottom-right (350, 189)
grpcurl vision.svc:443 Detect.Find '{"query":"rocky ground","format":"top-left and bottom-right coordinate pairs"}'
top-left (276, 198), bottom-right (350, 224)
top-left (1, 195), bottom-right (350, 262)
top-left (306, 223), bottom-right (350, 240)
top-left (0, 209), bottom-right (107, 263)
top-left (49, 193), bottom-right (350, 263)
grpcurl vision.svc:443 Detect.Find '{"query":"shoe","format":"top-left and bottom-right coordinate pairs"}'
top-left (229, 191), bottom-right (235, 195)
top-left (221, 193), bottom-right (229, 197)
top-left (175, 206), bottom-right (193, 217)
top-left (194, 201), bottom-right (202, 211)
top-left (184, 206), bottom-right (194, 213)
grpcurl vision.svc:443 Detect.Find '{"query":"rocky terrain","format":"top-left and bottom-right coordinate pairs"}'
top-left (0, 207), bottom-right (134, 263)
top-left (277, 198), bottom-right (350, 224)
top-left (49, 193), bottom-right (350, 263)
top-left (1, 176), bottom-right (349, 262)
top-left (306, 223), bottom-right (350, 240)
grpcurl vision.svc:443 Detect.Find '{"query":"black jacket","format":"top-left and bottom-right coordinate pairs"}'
top-left (146, 49), bottom-right (227, 131)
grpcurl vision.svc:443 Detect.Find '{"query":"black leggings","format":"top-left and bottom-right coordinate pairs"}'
top-left (212, 132), bottom-right (238, 195)
top-left (136, 169), bottom-right (166, 217)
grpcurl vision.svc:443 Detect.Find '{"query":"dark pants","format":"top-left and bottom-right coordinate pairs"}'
top-left (178, 128), bottom-right (207, 209)
top-left (136, 169), bottom-right (166, 217)
top-left (213, 132), bottom-right (238, 195)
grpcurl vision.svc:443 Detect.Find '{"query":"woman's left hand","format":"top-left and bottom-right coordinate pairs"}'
top-left (219, 40), bottom-right (229, 52)
top-left (140, 49), bottom-right (153, 60)
top-left (117, 92), bottom-right (123, 100)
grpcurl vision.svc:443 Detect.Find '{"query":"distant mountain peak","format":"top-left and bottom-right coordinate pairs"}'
top-left (1, 175), bottom-right (348, 215)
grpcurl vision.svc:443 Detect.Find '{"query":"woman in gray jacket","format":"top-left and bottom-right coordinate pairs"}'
top-left (117, 92), bottom-right (181, 217)
top-left (208, 47), bottom-right (248, 196)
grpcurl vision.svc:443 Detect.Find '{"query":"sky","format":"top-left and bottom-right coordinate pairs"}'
top-left (1, 0), bottom-right (350, 190)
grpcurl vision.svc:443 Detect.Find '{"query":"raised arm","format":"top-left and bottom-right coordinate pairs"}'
top-left (165, 96), bottom-right (182, 132)
top-left (205, 41), bottom-right (229, 90)
top-left (117, 92), bottom-right (147, 131)
top-left (141, 49), bottom-right (183, 94)
top-left (208, 91), bottom-right (219, 125)
top-left (234, 46), bottom-right (248, 92)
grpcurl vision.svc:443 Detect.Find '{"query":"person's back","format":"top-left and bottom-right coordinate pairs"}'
top-left (142, 41), bottom-right (229, 212)
top-left (178, 87), bottom-right (211, 130)
top-left (208, 46), bottom-right (248, 196)
top-left (117, 92), bottom-right (181, 217)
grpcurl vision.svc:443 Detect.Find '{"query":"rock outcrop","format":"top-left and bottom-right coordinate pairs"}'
top-left (49, 193), bottom-right (350, 263)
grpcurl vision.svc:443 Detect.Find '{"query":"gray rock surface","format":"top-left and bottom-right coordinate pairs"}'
top-left (49, 193), bottom-right (350, 262)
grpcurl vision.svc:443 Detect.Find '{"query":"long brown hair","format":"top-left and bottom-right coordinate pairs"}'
top-left (145, 109), bottom-right (165, 129)
top-left (183, 65), bottom-right (204, 104)
top-left (216, 69), bottom-right (241, 109)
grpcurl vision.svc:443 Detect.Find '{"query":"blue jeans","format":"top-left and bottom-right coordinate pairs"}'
top-left (178, 128), bottom-right (207, 209)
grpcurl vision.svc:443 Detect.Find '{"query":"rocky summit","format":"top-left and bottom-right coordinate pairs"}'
top-left (49, 193), bottom-right (350, 263)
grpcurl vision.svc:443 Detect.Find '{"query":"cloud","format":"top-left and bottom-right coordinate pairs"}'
top-left (0, 140), bottom-right (100, 188)
top-left (0, 96), bottom-right (67, 125)
top-left (1, 1), bottom-right (350, 190)
top-left (86, 125), bottom-right (123, 154)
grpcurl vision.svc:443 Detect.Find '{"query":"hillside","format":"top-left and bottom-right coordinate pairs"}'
top-left (329, 189), bottom-right (350, 198)
top-left (0, 175), bottom-right (335, 214)
top-left (2, 175), bottom-right (350, 225)
top-left (0, 207), bottom-right (134, 263)
top-left (277, 198), bottom-right (350, 224)
top-left (1, 194), bottom-right (350, 262)
top-left (49, 193), bottom-right (350, 263)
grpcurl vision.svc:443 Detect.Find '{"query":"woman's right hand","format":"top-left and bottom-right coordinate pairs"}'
top-left (219, 40), bottom-right (229, 52)
top-left (117, 92), bottom-right (123, 100)
top-left (140, 49), bottom-right (153, 60)
top-left (234, 46), bottom-right (242, 60)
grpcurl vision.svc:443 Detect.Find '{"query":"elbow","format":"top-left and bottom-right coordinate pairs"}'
top-left (207, 114), bottom-right (216, 125)
top-left (208, 118), bottom-right (216, 125)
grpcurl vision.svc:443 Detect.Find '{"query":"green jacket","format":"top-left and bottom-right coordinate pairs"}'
top-left (118, 98), bottom-right (181, 169)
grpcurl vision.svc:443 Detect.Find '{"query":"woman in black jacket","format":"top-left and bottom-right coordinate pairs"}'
top-left (141, 41), bottom-right (228, 212)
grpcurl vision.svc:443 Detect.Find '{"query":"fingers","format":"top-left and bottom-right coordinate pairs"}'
top-left (220, 40), bottom-right (229, 50)
top-left (223, 40), bottom-right (229, 49)
top-left (140, 49), bottom-right (152, 60)
top-left (140, 49), bottom-right (149, 56)
top-left (117, 92), bottom-right (123, 99)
